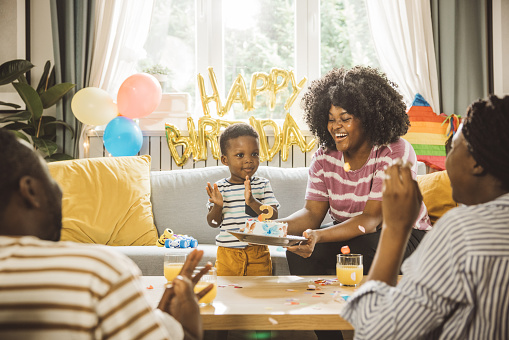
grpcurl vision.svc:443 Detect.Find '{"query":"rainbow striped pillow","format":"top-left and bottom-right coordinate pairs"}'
top-left (402, 94), bottom-right (448, 171)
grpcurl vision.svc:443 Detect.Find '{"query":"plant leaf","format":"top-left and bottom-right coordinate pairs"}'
top-left (32, 137), bottom-right (58, 157)
top-left (3, 122), bottom-right (31, 130)
top-left (18, 74), bottom-right (28, 84)
top-left (0, 101), bottom-right (21, 109)
top-left (46, 153), bottom-right (74, 162)
top-left (36, 61), bottom-right (52, 94)
top-left (44, 119), bottom-right (75, 138)
top-left (12, 82), bottom-right (44, 122)
top-left (48, 67), bottom-right (56, 88)
top-left (11, 130), bottom-right (31, 144)
top-left (0, 111), bottom-right (31, 123)
top-left (0, 60), bottom-right (34, 86)
top-left (40, 83), bottom-right (76, 108)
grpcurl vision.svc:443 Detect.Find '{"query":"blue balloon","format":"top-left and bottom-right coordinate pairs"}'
top-left (103, 116), bottom-right (143, 157)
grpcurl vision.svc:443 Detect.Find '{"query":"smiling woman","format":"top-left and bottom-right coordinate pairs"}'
top-left (280, 65), bottom-right (431, 278)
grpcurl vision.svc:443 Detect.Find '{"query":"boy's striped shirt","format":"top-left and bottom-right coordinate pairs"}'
top-left (207, 176), bottom-right (280, 248)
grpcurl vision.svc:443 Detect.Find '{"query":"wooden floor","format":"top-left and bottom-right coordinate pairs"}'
top-left (204, 330), bottom-right (354, 340)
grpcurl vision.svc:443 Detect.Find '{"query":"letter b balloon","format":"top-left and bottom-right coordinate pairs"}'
top-left (117, 73), bottom-right (162, 119)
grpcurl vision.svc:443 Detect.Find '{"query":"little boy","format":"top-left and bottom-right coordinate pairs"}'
top-left (206, 123), bottom-right (279, 276)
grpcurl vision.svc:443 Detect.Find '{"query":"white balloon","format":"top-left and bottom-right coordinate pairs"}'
top-left (71, 87), bottom-right (118, 126)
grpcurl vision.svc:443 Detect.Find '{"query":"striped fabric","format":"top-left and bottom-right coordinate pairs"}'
top-left (402, 94), bottom-right (449, 171)
top-left (341, 193), bottom-right (509, 340)
top-left (0, 236), bottom-right (183, 340)
top-left (207, 176), bottom-right (280, 248)
top-left (306, 138), bottom-right (431, 230)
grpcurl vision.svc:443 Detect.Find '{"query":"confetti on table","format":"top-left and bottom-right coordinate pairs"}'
top-left (286, 289), bottom-right (296, 292)
top-left (268, 317), bottom-right (279, 325)
top-left (146, 285), bottom-right (154, 289)
top-left (358, 225), bottom-right (366, 233)
top-left (312, 295), bottom-right (321, 298)
top-left (290, 301), bottom-right (300, 305)
top-left (343, 162), bottom-right (351, 172)
top-left (308, 284), bottom-right (316, 289)
top-left (316, 292), bottom-right (325, 295)
top-left (234, 286), bottom-right (243, 288)
top-left (218, 285), bottom-right (226, 288)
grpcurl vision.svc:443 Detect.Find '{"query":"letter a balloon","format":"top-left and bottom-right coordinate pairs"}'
top-left (103, 116), bottom-right (143, 156)
top-left (117, 73), bottom-right (162, 119)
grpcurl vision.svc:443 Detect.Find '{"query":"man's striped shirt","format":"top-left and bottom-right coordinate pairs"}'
top-left (306, 138), bottom-right (431, 230)
top-left (207, 176), bottom-right (279, 248)
top-left (0, 236), bottom-right (183, 340)
top-left (341, 192), bottom-right (509, 339)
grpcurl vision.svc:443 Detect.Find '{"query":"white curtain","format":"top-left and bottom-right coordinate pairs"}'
top-left (79, 0), bottom-right (154, 157)
top-left (365, 0), bottom-right (440, 113)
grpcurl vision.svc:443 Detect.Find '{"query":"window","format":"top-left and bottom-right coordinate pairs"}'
top-left (140, 0), bottom-right (379, 123)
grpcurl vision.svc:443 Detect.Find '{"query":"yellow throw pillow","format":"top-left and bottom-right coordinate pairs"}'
top-left (48, 155), bottom-right (158, 246)
top-left (417, 170), bottom-right (458, 225)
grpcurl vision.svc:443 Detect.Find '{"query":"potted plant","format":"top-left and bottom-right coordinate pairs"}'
top-left (0, 59), bottom-right (76, 161)
top-left (142, 64), bottom-right (172, 91)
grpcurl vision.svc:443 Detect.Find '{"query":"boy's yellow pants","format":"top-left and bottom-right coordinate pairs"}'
top-left (215, 245), bottom-right (272, 276)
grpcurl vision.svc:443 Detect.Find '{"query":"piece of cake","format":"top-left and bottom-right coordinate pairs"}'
top-left (244, 219), bottom-right (288, 237)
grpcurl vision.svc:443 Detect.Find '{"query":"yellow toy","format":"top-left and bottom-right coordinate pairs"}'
top-left (156, 228), bottom-right (175, 247)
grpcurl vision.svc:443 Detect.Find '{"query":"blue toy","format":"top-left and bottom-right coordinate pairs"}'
top-left (164, 234), bottom-right (198, 248)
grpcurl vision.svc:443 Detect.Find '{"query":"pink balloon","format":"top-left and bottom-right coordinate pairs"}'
top-left (117, 73), bottom-right (162, 118)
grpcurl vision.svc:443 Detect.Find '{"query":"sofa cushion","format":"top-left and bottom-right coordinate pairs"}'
top-left (417, 170), bottom-right (457, 225)
top-left (48, 156), bottom-right (158, 246)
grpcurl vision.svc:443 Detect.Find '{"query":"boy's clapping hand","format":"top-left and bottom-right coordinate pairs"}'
top-left (244, 176), bottom-right (255, 205)
top-left (206, 182), bottom-right (223, 207)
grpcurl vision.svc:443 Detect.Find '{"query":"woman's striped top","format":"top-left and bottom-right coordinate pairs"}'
top-left (341, 192), bottom-right (509, 339)
top-left (0, 236), bottom-right (183, 340)
top-left (306, 138), bottom-right (432, 230)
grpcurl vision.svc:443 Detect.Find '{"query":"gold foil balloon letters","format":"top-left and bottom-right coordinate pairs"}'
top-left (167, 67), bottom-right (314, 166)
top-left (197, 67), bottom-right (307, 117)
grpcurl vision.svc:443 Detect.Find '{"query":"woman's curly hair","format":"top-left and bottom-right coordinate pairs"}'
top-left (301, 66), bottom-right (409, 150)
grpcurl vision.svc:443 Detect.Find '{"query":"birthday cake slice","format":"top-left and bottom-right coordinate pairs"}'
top-left (244, 219), bottom-right (288, 237)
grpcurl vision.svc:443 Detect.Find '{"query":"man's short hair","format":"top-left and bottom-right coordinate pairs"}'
top-left (219, 123), bottom-right (259, 155)
top-left (0, 129), bottom-right (45, 213)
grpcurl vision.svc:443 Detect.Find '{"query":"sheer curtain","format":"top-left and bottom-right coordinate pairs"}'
top-left (365, 0), bottom-right (440, 113)
top-left (80, 0), bottom-right (153, 157)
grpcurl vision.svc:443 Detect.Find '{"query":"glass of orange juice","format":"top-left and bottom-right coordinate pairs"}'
top-left (164, 254), bottom-right (187, 282)
top-left (193, 267), bottom-right (217, 307)
top-left (336, 254), bottom-right (363, 286)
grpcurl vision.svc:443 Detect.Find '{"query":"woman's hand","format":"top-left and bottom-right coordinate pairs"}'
top-left (157, 249), bottom-right (213, 340)
top-left (206, 182), bottom-right (223, 207)
top-left (285, 229), bottom-right (317, 258)
top-left (382, 160), bottom-right (422, 235)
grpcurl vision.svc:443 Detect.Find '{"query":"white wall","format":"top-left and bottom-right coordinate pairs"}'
top-left (29, 0), bottom-right (53, 86)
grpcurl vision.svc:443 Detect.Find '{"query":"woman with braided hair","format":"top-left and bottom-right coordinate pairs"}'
top-left (341, 95), bottom-right (509, 339)
top-left (280, 66), bottom-right (431, 278)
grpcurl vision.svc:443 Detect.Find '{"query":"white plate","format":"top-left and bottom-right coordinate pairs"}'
top-left (228, 230), bottom-right (307, 247)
